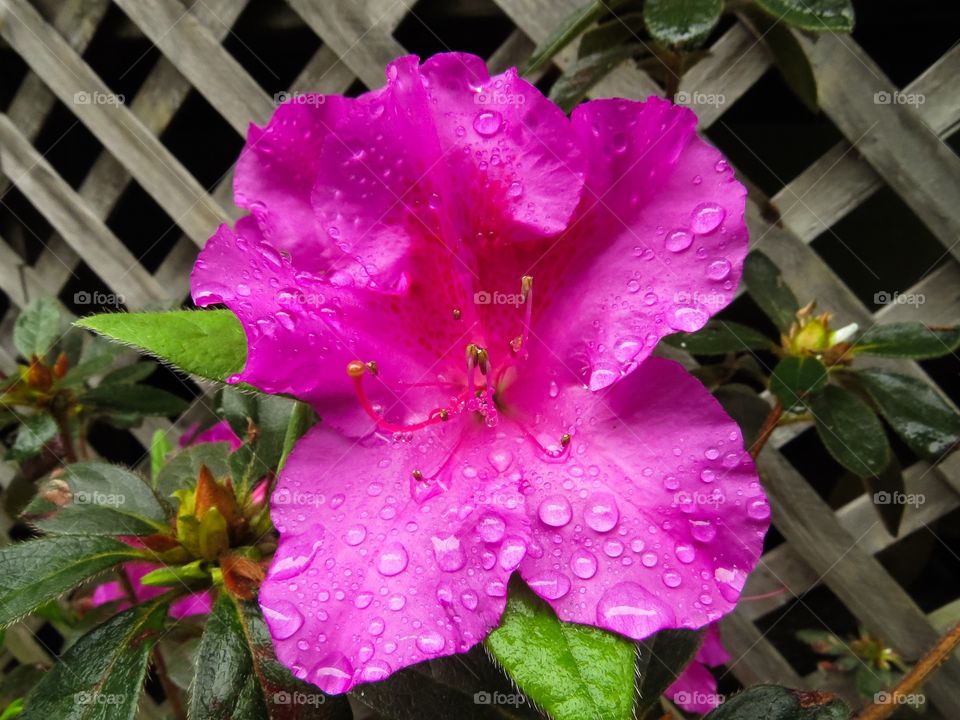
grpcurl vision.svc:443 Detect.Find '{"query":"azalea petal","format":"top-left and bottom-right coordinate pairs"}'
top-left (666, 659), bottom-right (723, 713)
top-left (515, 357), bottom-right (767, 638)
top-left (530, 97), bottom-right (748, 390)
top-left (191, 218), bottom-right (472, 422)
top-left (259, 422), bottom-right (529, 694)
top-left (697, 622), bottom-right (731, 666)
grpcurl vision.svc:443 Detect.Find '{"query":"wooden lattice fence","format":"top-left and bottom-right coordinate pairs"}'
top-left (1, 0), bottom-right (958, 717)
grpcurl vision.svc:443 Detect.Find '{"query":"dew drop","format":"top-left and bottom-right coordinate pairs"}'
top-left (747, 498), bottom-right (771, 521)
top-left (570, 548), bottom-right (599, 579)
top-left (528, 571), bottom-right (571, 600)
top-left (538, 496), bottom-right (572, 527)
top-left (584, 492), bottom-right (619, 533)
top-left (690, 203), bottom-right (726, 234)
top-left (487, 449), bottom-right (513, 473)
top-left (597, 583), bottom-right (675, 638)
top-left (358, 660), bottom-right (392, 683)
top-left (499, 537), bottom-right (527, 570)
top-left (662, 570), bottom-right (682, 588)
top-left (310, 653), bottom-right (353, 695)
top-left (368, 617), bottom-right (385, 636)
top-left (461, 590), bottom-right (479, 610)
top-left (706, 258), bottom-right (732, 280)
top-left (344, 525), bottom-right (367, 546)
top-left (431, 535), bottom-right (466, 572)
top-left (473, 110), bottom-right (503, 137)
top-left (665, 229), bottom-right (694, 253)
top-left (690, 519), bottom-right (717, 543)
top-left (355, 592), bottom-right (374, 609)
top-left (377, 543), bottom-right (409, 576)
top-left (669, 307), bottom-right (708, 332)
top-left (477, 513), bottom-right (506, 543)
top-left (261, 599), bottom-right (303, 640)
top-left (675, 544), bottom-right (696, 564)
top-left (416, 631), bottom-right (447, 655)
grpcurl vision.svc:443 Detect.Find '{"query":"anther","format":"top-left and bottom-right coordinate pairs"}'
top-left (560, 433), bottom-right (571, 447)
top-left (452, 308), bottom-right (462, 321)
top-left (346, 360), bottom-right (366, 378)
top-left (411, 469), bottom-right (424, 481)
top-left (366, 361), bottom-right (379, 376)
top-left (438, 409), bottom-right (450, 422)
top-left (475, 347), bottom-right (489, 375)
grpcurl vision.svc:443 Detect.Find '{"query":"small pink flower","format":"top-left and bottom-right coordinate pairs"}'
top-left (91, 561), bottom-right (212, 619)
top-left (180, 420), bottom-right (242, 450)
top-left (667, 623), bottom-right (731, 713)
top-left (192, 53), bottom-right (767, 693)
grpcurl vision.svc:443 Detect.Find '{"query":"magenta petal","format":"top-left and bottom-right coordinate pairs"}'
top-left (259, 423), bottom-right (529, 694)
top-left (180, 420), bottom-right (242, 451)
top-left (532, 97), bottom-right (748, 390)
top-left (697, 622), bottom-right (731, 666)
top-left (667, 659), bottom-right (723, 713)
top-left (516, 357), bottom-right (768, 638)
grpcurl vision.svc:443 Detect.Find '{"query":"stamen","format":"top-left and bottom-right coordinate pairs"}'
top-left (452, 308), bottom-right (462, 321)
top-left (347, 361), bottom-right (460, 434)
top-left (411, 469), bottom-right (424, 481)
top-left (511, 275), bottom-right (534, 358)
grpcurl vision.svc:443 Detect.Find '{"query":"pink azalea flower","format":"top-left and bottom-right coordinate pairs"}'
top-left (179, 419), bottom-right (243, 450)
top-left (667, 623), bottom-right (731, 713)
top-left (191, 53), bottom-right (768, 694)
top-left (91, 561), bottom-right (212, 619)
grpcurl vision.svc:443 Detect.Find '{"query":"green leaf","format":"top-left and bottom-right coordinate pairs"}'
top-left (14, 298), bottom-right (62, 360)
top-left (853, 369), bottom-right (960, 462)
top-left (8, 414), bottom-right (58, 462)
top-left (635, 629), bottom-right (704, 718)
top-left (75, 310), bottom-right (246, 383)
top-left (150, 429), bottom-right (173, 482)
top-left (0, 664), bottom-right (45, 711)
top-left (0, 536), bottom-right (146, 627)
top-left (743, 9), bottom-right (818, 112)
top-left (860, 454), bottom-right (905, 537)
top-left (219, 387), bottom-right (297, 476)
top-left (20, 598), bottom-right (169, 720)
top-left (486, 579), bottom-right (635, 720)
top-left (191, 594), bottom-right (348, 719)
top-left (524, 1), bottom-right (606, 75)
top-left (99, 361), bottom-right (157, 385)
top-left (768, 356), bottom-right (828, 410)
top-left (155, 441), bottom-right (232, 501)
top-left (548, 45), bottom-right (640, 112)
top-left (644, 0), bottom-right (722, 47)
top-left (81, 383), bottom-right (188, 417)
top-left (743, 251), bottom-right (799, 331)
top-left (663, 320), bottom-right (772, 355)
top-left (754, 0), bottom-right (854, 32)
top-left (278, 400), bottom-right (317, 474)
top-left (851, 322), bottom-right (960, 360)
top-left (0, 699), bottom-right (24, 720)
top-left (810, 385), bottom-right (890, 478)
top-left (714, 384), bottom-right (773, 447)
top-left (704, 684), bottom-right (851, 719)
top-left (578, 12), bottom-right (645, 57)
top-left (23, 462), bottom-right (168, 536)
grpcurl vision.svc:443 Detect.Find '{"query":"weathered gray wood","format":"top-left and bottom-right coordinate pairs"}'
top-left (0, 0), bottom-right (230, 247)
top-left (757, 447), bottom-right (960, 716)
top-left (807, 34), bottom-right (960, 260)
top-left (113, 0), bottom-right (274, 134)
top-left (721, 610), bottom-right (805, 688)
top-left (0, 115), bottom-right (167, 307)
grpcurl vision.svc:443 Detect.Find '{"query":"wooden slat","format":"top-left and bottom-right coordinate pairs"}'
top-left (806, 34), bottom-right (960, 260)
top-left (0, 115), bottom-right (167, 306)
top-left (0, 0), bottom-right (230, 247)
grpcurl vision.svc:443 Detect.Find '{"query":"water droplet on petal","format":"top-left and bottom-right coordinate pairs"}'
top-left (310, 653), bottom-right (353, 694)
top-left (507, 181), bottom-right (523, 198)
top-left (358, 660), bottom-right (392, 683)
top-left (570, 548), bottom-right (599, 579)
top-left (662, 570), bottom-right (682, 588)
top-left (368, 617), bottom-right (385, 636)
top-left (675, 544), bottom-right (696, 564)
top-left (747, 498), bottom-right (771, 520)
top-left (478, 513), bottom-right (506, 543)
top-left (715, 567), bottom-right (746, 602)
top-left (604, 539), bottom-right (625, 558)
top-left (538, 496), bottom-right (572, 527)
top-left (669, 307), bottom-right (708, 332)
top-left (528, 571), bottom-right (571, 600)
top-left (499, 537), bottom-right (527, 570)
top-left (270, 539), bottom-right (321, 581)
top-left (690, 203), bottom-right (726, 234)
top-left (344, 525), bottom-right (367, 546)
top-left (377, 543), bottom-right (409, 576)
top-left (485, 580), bottom-right (507, 597)
top-left (431, 535), bottom-right (466, 572)
top-left (355, 592), bottom-right (374, 609)
top-left (690, 519), bottom-right (717, 543)
top-left (706, 258), bottom-right (731, 280)
top-left (461, 590), bottom-right (479, 610)
top-left (261, 599), bottom-right (303, 640)
top-left (597, 582), bottom-right (675, 638)
top-left (416, 631), bottom-right (447, 655)
top-left (473, 110), bottom-right (503, 136)
top-left (487, 449), bottom-right (513, 473)
top-left (584, 492), bottom-right (619, 533)
top-left (665, 229), bottom-right (694, 253)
